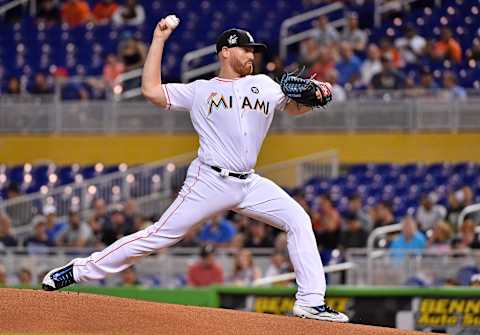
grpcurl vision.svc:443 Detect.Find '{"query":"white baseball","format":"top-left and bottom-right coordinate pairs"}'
top-left (165, 15), bottom-right (180, 29)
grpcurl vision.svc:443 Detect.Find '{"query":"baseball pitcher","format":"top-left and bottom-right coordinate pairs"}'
top-left (42, 16), bottom-right (348, 322)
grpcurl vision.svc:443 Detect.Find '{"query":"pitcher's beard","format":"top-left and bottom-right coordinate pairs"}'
top-left (233, 59), bottom-right (254, 77)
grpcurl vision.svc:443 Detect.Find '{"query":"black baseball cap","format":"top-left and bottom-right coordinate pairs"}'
top-left (216, 28), bottom-right (267, 54)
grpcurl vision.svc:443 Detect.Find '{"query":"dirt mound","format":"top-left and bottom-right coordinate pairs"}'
top-left (0, 288), bottom-right (427, 335)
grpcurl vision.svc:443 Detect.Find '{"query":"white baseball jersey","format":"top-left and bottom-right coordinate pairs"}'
top-left (162, 74), bottom-right (285, 172)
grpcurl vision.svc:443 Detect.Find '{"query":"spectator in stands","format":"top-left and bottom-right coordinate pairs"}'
top-left (197, 213), bottom-right (236, 247)
top-left (229, 249), bottom-right (261, 286)
top-left (58, 210), bottom-right (94, 247)
top-left (0, 264), bottom-right (6, 285)
top-left (101, 207), bottom-right (127, 246)
top-left (378, 37), bottom-right (403, 69)
top-left (433, 28), bottom-right (462, 64)
top-left (177, 225), bottom-right (201, 247)
top-left (370, 55), bottom-right (405, 90)
top-left (339, 213), bottom-right (368, 249)
top-left (298, 37), bottom-right (322, 69)
top-left (427, 220), bottom-right (452, 253)
top-left (24, 218), bottom-right (54, 253)
top-left (309, 46), bottom-right (336, 82)
top-left (265, 252), bottom-right (290, 278)
top-left (312, 194), bottom-right (341, 250)
top-left (325, 69), bottom-right (346, 102)
top-left (413, 67), bottom-right (439, 96)
top-left (61, 0), bottom-right (92, 28)
top-left (0, 212), bottom-right (18, 248)
top-left (415, 193), bottom-right (446, 232)
top-left (93, 0), bottom-right (119, 25)
top-left (341, 12), bottom-right (367, 52)
top-left (37, 0), bottom-right (61, 27)
top-left (360, 44), bottom-right (382, 86)
top-left (6, 77), bottom-right (21, 94)
top-left (439, 71), bottom-right (467, 101)
top-left (265, 55), bottom-right (285, 80)
top-left (43, 205), bottom-right (66, 245)
top-left (456, 219), bottom-right (480, 250)
top-left (17, 268), bottom-right (33, 286)
top-left (118, 266), bottom-right (140, 287)
top-left (244, 221), bottom-right (274, 248)
top-left (274, 232), bottom-right (288, 254)
top-left (232, 214), bottom-right (250, 235)
top-left (30, 73), bottom-right (53, 95)
top-left (123, 199), bottom-right (139, 233)
top-left (446, 186), bottom-right (474, 228)
top-left (187, 244), bottom-right (224, 287)
top-left (335, 42), bottom-right (361, 87)
top-left (468, 41), bottom-right (480, 62)
top-left (389, 216), bottom-right (427, 260)
top-left (90, 198), bottom-right (109, 239)
top-left (230, 233), bottom-right (246, 250)
top-left (103, 54), bottom-right (125, 88)
top-left (394, 25), bottom-right (426, 65)
top-left (371, 201), bottom-right (395, 229)
top-left (313, 15), bottom-right (339, 47)
top-left (345, 194), bottom-right (372, 231)
top-left (112, 0), bottom-right (145, 26)
top-left (117, 34), bottom-right (146, 91)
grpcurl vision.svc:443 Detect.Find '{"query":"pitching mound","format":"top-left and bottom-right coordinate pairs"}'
top-left (0, 288), bottom-right (426, 335)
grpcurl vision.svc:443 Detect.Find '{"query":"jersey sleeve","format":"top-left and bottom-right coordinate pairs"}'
top-left (162, 81), bottom-right (196, 111)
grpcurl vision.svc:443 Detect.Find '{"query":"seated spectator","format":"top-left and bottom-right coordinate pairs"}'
top-left (370, 55), bottom-right (405, 90)
top-left (112, 0), bottom-right (145, 26)
top-left (187, 245), bottom-right (224, 287)
top-left (427, 220), bottom-right (452, 253)
top-left (229, 249), bottom-right (261, 286)
top-left (413, 67), bottom-right (439, 96)
top-left (230, 232), bottom-right (246, 250)
top-left (117, 34), bottom-right (146, 91)
top-left (61, 0), bottom-right (92, 28)
top-left (43, 205), bottom-right (66, 245)
top-left (58, 210), bottom-right (94, 247)
top-left (17, 268), bottom-right (33, 286)
top-left (325, 69), bottom-right (346, 102)
top-left (339, 213), bottom-right (368, 249)
top-left (274, 232), bottom-right (288, 254)
top-left (24, 218), bottom-right (55, 253)
top-left (264, 253), bottom-right (292, 285)
top-left (371, 201), bottom-right (395, 229)
top-left (336, 42), bottom-right (361, 87)
top-left (244, 221), bottom-right (274, 248)
top-left (101, 208), bottom-right (127, 246)
top-left (123, 199), bottom-right (140, 233)
top-left (197, 213), bottom-right (236, 247)
top-left (118, 266), bottom-right (140, 287)
top-left (439, 71), bottom-right (467, 101)
top-left (394, 25), bottom-right (426, 65)
top-left (456, 219), bottom-right (480, 250)
top-left (389, 216), bottom-right (427, 260)
top-left (312, 194), bottom-right (341, 250)
top-left (177, 225), bottom-right (201, 247)
top-left (345, 194), bottom-right (372, 231)
top-left (360, 44), bottom-right (382, 86)
top-left (298, 37), bottom-right (322, 68)
top-left (103, 54), bottom-right (125, 88)
top-left (30, 73), bottom-right (53, 95)
top-left (6, 77), bottom-right (21, 94)
top-left (341, 12), bottom-right (367, 52)
top-left (378, 37), bottom-right (403, 69)
top-left (0, 212), bottom-right (18, 248)
top-left (93, 0), bottom-right (119, 25)
top-left (433, 28), bottom-right (462, 64)
top-left (309, 46), bottom-right (336, 82)
top-left (313, 15), bottom-right (339, 47)
top-left (415, 193), bottom-right (446, 232)
top-left (37, 0), bottom-right (61, 27)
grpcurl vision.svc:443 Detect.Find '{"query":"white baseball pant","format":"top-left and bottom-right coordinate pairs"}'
top-left (72, 158), bottom-right (326, 306)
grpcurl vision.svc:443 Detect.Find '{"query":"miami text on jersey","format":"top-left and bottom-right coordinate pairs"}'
top-left (207, 93), bottom-right (270, 116)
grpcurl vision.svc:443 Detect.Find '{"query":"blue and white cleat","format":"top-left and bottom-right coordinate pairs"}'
top-left (293, 302), bottom-right (349, 322)
top-left (42, 260), bottom-right (77, 291)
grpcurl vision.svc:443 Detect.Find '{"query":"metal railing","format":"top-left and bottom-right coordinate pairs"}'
top-left (181, 44), bottom-right (218, 83)
top-left (1, 153), bottom-right (195, 231)
top-left (457, 203), bottom-right (480, 230)
top-left (279, 2), bottom-right (345, 60)
top-left (1, 93), bottom-right (479, 133)
top-left (0, 0), bottom-right (35, 17)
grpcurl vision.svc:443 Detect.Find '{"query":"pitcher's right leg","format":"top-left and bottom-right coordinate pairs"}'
top-left (43, 160), bottom-right (241, 290)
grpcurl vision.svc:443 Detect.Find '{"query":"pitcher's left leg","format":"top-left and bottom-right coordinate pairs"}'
top-left (236, 175), bottom-right (348, 322)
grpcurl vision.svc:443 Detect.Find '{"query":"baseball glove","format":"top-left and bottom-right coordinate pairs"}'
top-left (278, 69), bottom-right (333, 108)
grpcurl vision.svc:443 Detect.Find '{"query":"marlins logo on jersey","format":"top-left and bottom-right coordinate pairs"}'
top-left (207, 92), bottom-right (270, 116)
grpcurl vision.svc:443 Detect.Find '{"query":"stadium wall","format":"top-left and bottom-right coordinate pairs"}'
top-left (2, 133), bottom-right (479, 164)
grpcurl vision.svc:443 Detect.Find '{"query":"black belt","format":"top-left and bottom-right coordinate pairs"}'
top-left (210, 166), bottom-right (250, 179)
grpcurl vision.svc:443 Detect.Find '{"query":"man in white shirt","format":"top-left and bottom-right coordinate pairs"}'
top-left (42, 17), bottom-right (348, 323)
